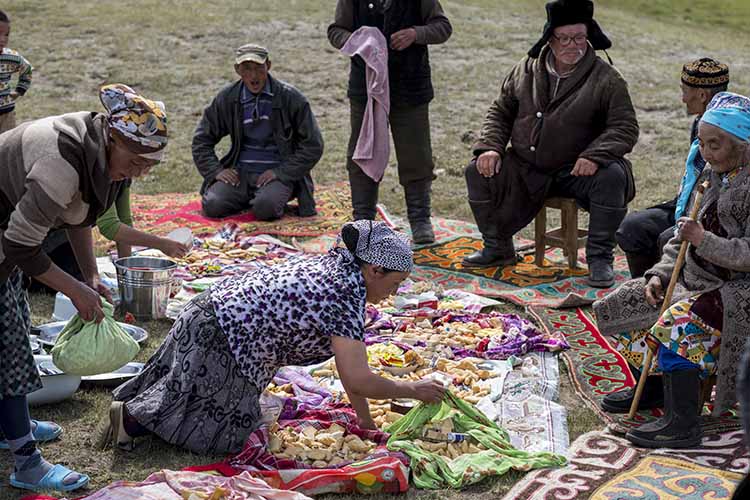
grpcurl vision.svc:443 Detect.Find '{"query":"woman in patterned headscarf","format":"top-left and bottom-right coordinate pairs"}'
top-left (103, 220), bottom-right (446, 455)
top-left (594, 92), bottom-right (750, 449)
top-left (0, 84), bottom-right (167, 493)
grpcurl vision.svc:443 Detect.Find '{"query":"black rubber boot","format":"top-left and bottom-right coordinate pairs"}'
top-left (348, 166), bottom-right (379, 221)
top-left (601, 367), bottom-right (664, 413)
top-left (404, 180), bottom-right (435, 245)
top-left (626, 368), bottom-right (703, 448)
top-left (625, 252), bottom-right (658, 279)
top-left (462, 199), bottom-right (517, 268)
top-left (587, 202), bottom-right (627, 288)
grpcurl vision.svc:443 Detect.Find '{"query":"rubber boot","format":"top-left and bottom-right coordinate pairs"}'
top-left (348, 165), bottom-right (379, 221)
top-left (625, 252), bottom-right (658, 279)
top-left (462, 199), bottom-right (517, 268)
top-left (404, 180), bottom-right (435, 245)
top-left (587, 202), bottom-right (627, 288)
top-left (626, 368), bottom-right (703, 448)
top-left (601, 366), bottom-right (664, 413)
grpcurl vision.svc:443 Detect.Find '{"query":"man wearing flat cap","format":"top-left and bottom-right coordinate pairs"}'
top-left (616, 58), bottom-right (729, 278)
top-left (193, 44), bottom-right (324, 220)
top-left (464, 0), bottom-right (639, 288)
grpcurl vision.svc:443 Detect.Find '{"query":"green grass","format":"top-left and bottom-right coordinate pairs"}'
top-left (1, 0), bottom-right (748, 498)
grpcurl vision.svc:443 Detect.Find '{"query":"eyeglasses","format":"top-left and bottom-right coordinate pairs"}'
top-left (551, 34), bottom-right (588, 46)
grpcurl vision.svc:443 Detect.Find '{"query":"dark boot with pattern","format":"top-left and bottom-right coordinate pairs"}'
top-left (626, 368), bottom-right (703, 448)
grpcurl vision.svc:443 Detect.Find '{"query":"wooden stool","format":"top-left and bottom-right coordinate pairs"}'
top-left (534, 197), bottom-right (587, 269)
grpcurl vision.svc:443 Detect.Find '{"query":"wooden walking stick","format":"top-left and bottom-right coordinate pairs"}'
top-left (627, 179), bottom-right (710, 420)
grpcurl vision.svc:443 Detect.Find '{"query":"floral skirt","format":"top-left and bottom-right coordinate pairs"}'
top-left (112, 292), bottom-right (261, 455)
top-left (614, 290), bottom-right (722, 378)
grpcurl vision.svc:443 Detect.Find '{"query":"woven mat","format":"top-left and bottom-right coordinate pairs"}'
top-left (409, 217), bottom-right (631, 308)
top-left (528, 306), bottom-right (743, 435)
top-left (502, 429), bottom-right (748, 500)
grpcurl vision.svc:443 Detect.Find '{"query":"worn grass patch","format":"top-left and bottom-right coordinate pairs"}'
top-left (1, 0), bottom-right (748, 498)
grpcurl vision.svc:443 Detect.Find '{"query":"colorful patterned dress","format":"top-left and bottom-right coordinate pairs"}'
top-left (614, 199), bottom-right (730, 378)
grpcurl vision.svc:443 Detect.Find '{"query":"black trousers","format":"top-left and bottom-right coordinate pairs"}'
top-left (347, 99), bottom-right (434, 220)
top-left (615, 204), bottom-right (675, 262)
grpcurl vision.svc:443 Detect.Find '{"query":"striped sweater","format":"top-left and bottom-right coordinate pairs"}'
top-left (0, 111), bottom-right (123, 283)
top-left (0, 47), bottom-right (32, 114)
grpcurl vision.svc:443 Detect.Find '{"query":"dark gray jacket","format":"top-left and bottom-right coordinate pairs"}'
top-left (192, 75), bottom-right (323, 216)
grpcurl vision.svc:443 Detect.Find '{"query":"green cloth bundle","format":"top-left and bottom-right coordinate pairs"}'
top-left (385, 391), bottom-right (567, 489)
top-left (51, 300), bottom-right (139, 376)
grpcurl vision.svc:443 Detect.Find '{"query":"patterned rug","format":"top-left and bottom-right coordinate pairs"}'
top-left (410, 217), bottom-right (631, 308)
top-left (502, 430), bottom-right (748, 500)
top-left (528, 306), bottom-right (743, 434)
top-left (95, 182), bottom-right (353, 251)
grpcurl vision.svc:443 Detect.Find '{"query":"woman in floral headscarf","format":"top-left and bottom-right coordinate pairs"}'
top-left (594, 92), bottom-right (750, 449)
top-left (103, 220), bottom-right (445, 455)
top-left (0, 83), bottom-right (167, 493)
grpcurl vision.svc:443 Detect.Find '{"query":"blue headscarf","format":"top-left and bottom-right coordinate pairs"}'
top-left (675, 92), bottom-right (750, 219)
top-left (701, 91), bottom-right (750, 142)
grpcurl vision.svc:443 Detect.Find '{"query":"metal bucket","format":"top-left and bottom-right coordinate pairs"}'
top-left (114, 256), bottom-right (177, 320)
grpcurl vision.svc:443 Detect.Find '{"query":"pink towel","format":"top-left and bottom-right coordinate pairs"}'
top-left (341, 27), bottom-right (390, 182)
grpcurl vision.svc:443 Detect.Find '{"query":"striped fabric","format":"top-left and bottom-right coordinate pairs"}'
top-left (0, 48), bottom-right (32, 114)
top-left (237, 82), bottom-right (280, 173)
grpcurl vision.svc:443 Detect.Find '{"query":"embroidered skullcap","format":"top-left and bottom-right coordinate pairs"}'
top-left (681, 58), bottom-right (729, 89)
top-left (99, 83), bottom-right (168, 160)
top-left (701, 91), bottom-right (750, 143)
top-left (339, 220), bottom-right (413, 273)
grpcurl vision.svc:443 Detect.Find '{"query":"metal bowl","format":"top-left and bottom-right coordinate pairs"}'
top-left (81, 362), bottom-right (144, 388)
top-left (35, 321), bottom-right (148, 347)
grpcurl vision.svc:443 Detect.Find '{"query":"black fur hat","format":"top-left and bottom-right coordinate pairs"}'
top-left (528, 0), bottom-right (612, 58)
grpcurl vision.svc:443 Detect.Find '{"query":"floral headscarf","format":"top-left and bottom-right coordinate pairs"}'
top-left (338, 220), bottom-right (413, 272)
top-left (99, 83), bottom-right (168, 160)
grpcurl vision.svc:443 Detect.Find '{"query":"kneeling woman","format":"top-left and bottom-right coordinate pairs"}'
top-left (106, 220), bottom-right (445, 454)
top-left (594, 92), bottom-right (750, 448)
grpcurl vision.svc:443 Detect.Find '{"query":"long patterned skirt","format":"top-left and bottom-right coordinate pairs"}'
top-left (113, 292), bottom-right (261, 455)
top-left (614, 290), bottom-right (722, 378)
top-left (0, 270), bottom-right (42, 398)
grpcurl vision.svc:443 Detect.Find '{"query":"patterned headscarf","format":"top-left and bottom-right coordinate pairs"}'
top-left (99, 84), bottom-right (168, 160)
top-left (338, 220), bottom-right (413, 273)
top-left (701, 91), bottom-right (750, 143)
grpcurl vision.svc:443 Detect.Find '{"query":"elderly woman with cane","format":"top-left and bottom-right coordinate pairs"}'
top-left (593, 91), bottom-right (750, 449)
top-left (0, 84), bottom-right (168, 492)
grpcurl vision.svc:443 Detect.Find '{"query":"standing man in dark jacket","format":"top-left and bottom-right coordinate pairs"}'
top-left (327, 0), bottom-right (452, 244)
top-left (193, 44), bottom-right (323, 220)
top-left (464, 0), bottom-right (639, 288)
top-left (616, 58), bottom-right (729, 278)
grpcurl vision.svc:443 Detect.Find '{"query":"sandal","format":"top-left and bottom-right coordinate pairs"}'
top-left (0, 420), bottom-right (63, 450)
top-left (111, 401), bottom-right (134, 450)
top-left (10, 463), bottom-right (89, 492)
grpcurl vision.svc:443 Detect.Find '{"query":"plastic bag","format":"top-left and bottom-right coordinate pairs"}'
top-left (51, 300), bottom-right (139, 375)
top-left (385, 391), bottom-right (566, 489)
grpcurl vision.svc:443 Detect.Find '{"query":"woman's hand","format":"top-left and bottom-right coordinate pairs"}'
top-left (676, 217), bottom-right (705, 246)
top-left (409, 379), bottom-right (446, 403)
top-left (158, 238), bottom-right (190, 258)
top-left (644, 275), bottom-right (664, 308)
top-left (70, 281), bottom-right (106, 322)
